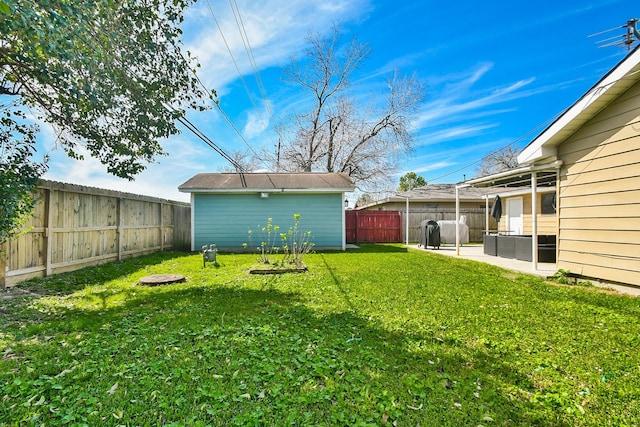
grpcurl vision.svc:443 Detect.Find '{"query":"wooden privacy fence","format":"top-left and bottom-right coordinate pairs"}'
top-left (346, 210), bottom-right (402, 243)
top-left (404, 208), bottom-right (496, 243)
top-left (347, 208), bottom-right (496, 244)
top-left (1, 180), bottom-right (191, 287)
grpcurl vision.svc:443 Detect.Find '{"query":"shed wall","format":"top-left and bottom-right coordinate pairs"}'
top-left (557, 80), bottom-right (640, 286)
top-left (193, 192), bottom-right (344, 250)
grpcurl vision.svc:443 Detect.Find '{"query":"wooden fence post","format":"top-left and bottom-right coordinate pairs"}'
top-left (117, 198), bottom-right (124, 261)
top-left (0, 242), bottom-right (6, 288)
top-left (45, 188), bottom-right (54, 276)
top-left (160, 203), bottom-right (164, 252)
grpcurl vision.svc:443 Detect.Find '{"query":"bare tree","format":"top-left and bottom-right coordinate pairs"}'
top-left (220, 150), bottom-right (262, 173)
top-left (276, 27), bottom-right (424, 189)
top-left (475, 146), bottom-right (520, 177)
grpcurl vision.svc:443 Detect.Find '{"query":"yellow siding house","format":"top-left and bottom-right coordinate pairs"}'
top-left (518, 45), bottom-right (640, 286)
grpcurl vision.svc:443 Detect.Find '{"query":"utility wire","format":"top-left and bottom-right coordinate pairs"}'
top-left (205, 0), bottom-right (264, 119)
top-left (174, 112), bottom-right (248, 186)
top-left (187, 62), bottom-right (261, 159)
top-left (426, 63), bottom-right (638, 184)
top-left (228, 0), bottom-right (273, 117)
top-left (204, 0), bottom-right (267, 160)
top-left (426, 116), bottom-right (556, 184)
top-left (60, 6), bottom-right (247, 181)
top-left (214, 102), bottom-right (261, 158)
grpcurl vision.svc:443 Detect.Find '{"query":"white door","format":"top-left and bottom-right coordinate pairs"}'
top-left (506, 197), bottom-right (523, 235)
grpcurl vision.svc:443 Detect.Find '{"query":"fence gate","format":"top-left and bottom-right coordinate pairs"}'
top-left (346, 210), bottom-right (402, 244)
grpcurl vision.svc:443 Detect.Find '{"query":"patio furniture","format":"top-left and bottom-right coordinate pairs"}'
top-left (483, 234), bottom-right (556, 263)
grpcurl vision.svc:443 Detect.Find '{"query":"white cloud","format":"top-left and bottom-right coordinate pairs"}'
top-left (184, 0), bottom-right (372, 92)
top-left (415, 73), bottom-right (537, 130)
top-left (416, 123), bottom-right (499, 147)
top-left (401, 160), bottom-right (456, 175)
top-left (243, 105), bottom-right (271, 138)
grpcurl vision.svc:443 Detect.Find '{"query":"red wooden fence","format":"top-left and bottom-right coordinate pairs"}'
top-left (345, 210), bottom-right (402, 243)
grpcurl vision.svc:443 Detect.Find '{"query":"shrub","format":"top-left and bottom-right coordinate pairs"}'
top-left (246, 217), bottom-right (280, 264)
top-left (281, 213), bottom-right (314, 268)
top-left (245, 214), bottom-right (314, 267)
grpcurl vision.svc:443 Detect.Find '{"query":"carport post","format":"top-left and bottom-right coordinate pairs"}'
top-left (455, 185), bottom-right (460, 256)
top-left (531, 172), bottom-right (538, 271)
top-left (405, 196), bottom-right (409, 246)
top-left (485, 196), bottom-right (489, 234)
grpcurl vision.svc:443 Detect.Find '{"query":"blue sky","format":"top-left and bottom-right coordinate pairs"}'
top-left (40, 0), bottom-right (638, 201)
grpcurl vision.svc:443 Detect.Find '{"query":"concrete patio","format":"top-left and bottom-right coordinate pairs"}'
top-left (411, 243), bottom-right (640, 297)
top-left (413, 244), bottom-right (556, 276)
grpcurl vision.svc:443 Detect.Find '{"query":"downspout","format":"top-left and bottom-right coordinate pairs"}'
top-left (190, 193), bottom-right (196, 252)
top-left (555, 167), bottom-right (561, 266)
top-left (342, 192), bottom-right (346, 251)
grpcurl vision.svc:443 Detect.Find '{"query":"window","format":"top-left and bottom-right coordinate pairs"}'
top-left (541, 192), bottom-right (556, 214)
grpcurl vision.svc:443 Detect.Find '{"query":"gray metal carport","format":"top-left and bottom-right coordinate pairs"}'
top-left (454, 160), bottom-right (562, 272)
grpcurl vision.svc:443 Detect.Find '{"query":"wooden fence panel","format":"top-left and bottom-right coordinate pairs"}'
top-left (172, 205), bottom-right (191, 251)
top-left (49, 189), bottom-right (121, 267)
top-left (1, 180), bottom-right (191, 287)
top-left (5, 187), bottom-right (47, 274)
top-left (404, 208), bottom-right (494, 243)
top-left (345, 210), bottom-right (357, 243)
top-left (346, 208), bottom-right (496, 245)
top-left (346, 211), bottom-right (402, 243)
top-left (120, 199), bottom-right (164, 256)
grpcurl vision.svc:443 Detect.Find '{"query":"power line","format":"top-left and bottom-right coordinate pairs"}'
top-left (174, 113), bottom-right (248, 185)
top-left (228, 0), bottom-right (273, 118)
top-left (205, 0), bottom-right (264, 118)
top-left (50, 5), bottom-right (247, 180)
top-left (184, 52), bottom-right (261, 159)
top-left (427, 66), bottom-right (639, 184)
top-left (215, 102), bottom-right (261, 158)
top-left (425, 117), bottom-right (556, 184)
top-left (589, 18), bottom-right (640, 50)
top-left (203, 0), bottom-right (268, 159)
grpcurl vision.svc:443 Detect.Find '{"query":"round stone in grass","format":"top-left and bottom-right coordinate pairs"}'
top-left (138, 274), bottom-right (186, 286)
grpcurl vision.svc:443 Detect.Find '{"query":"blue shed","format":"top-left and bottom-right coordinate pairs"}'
top-left (178, 172), bottom-right (356, 251)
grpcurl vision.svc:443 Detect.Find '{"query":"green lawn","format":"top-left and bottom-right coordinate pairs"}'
top-left (1, 245), bottom-right (638, 426)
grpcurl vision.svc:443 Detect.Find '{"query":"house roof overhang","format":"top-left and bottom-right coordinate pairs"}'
top-left (518, 45), bottom-right (640, 165)
top-left (457, 160), bottom-right (563, 190)
top-left (480, 186), bottom-right (557, 199)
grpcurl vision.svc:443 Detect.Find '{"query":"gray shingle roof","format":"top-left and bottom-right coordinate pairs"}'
top-left (356, 183), bottom-right (496, 209)
top-left (395, 183), bottom-right (494, 201)
top-left (178, 172), bottom-right (355, 193)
